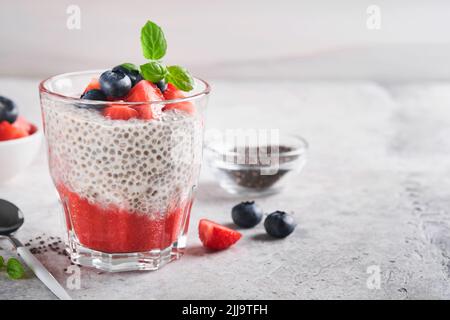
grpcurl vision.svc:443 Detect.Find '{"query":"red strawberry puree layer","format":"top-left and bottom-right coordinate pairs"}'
top-left (57, 184), bottom-right (192, 253)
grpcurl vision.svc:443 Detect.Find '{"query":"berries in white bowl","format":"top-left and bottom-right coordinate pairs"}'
top-left (0, 96), bottom-right (42, 183)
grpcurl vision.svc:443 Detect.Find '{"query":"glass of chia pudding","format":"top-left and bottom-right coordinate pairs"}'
top-left (39, 70), bottom-right (210, 271)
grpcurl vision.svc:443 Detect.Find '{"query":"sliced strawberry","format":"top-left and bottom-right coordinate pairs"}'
top-left (12, 116), bottom-right (32, 134)
top-left (83, 78), bottom-right (101, 94)
top-left (0, 120), bottom-right (29, 141)
top-left (198, 219), bottom-right (242, 250)
top-left (126, 80), bottom-right (164, 102)
top-left (125, 80), bottom-right (164, 120)
top-left (103, 105), bottom-right (138, 120)
top-left (162, 83), bottom-right (195, 114)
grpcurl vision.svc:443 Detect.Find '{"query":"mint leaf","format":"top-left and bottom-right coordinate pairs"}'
top-left (7, 258), bottom-right (25, 280)
top-left (0, 256), bottom-right (4, 268)
top-left (141, 21), bottom-right (167, 60)
top-left (140, 62), bottom-right (167, 82)
top-left (166, 65), bottom-right (194, 91)
top-left (120, 63), bottom-right (140, 73)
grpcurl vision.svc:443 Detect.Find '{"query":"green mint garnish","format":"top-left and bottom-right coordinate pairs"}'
top-left (140, 61), bottom-right (167, 83)
top-left (138, 20), bottom-right (195, 92)
top-left (6, 258), bottom-right (25, 280)
top-left (0, 255), bottom-right (4, 269)
top-left (166, 66), bottom-right (194, 92)
top-left (120, 63), bottom-right (140, 73)
top-left (140, 21), bottom-right (167, 60)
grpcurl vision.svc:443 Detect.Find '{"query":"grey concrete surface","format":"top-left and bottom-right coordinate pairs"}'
top-left (0, 78), bottom-right (450, 299)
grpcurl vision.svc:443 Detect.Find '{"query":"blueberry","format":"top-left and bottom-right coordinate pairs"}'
top-left (0, 96), bottom-right (19, 123)
top-left (264, 211), bottom-right (296, 238)
top-left (99, 70), bottom-right (132, 98)
top-left (156, 80), bottom-right (168, 93)
top-left (231, 201), bottom-right (263, 228)
top-left (112, 65), bottom-right (143, 86)
top-left (81, 89), bottom-right (107, 101)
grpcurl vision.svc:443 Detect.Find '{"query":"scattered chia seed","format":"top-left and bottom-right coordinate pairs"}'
top-left (23, 233), bottom-right (76, 273)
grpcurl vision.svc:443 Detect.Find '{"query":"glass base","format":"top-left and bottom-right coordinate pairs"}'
top-left (67, 231), bottom-right (187, 272)
top-left (219, 180), bottom-right (283, 198)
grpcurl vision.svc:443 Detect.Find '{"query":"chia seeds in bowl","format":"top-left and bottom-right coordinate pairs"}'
top-left (205, 133), bottom-right (308, 196)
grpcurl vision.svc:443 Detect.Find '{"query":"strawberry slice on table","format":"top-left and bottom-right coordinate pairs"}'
top-left (103, 105), bottom-right (138, 120)
top-left (125, 80), bottom-right (164, 120)
top-left (198, 219), bottom-right (242, 250)
top-left (83, 78), bottom-right (101, 94)
top-left (162, 83), bottom-right (195, 114)
top-left (0, 120), bottom-right (29, 141)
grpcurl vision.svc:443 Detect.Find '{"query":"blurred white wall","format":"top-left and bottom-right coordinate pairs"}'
top-left (1, 0), bottom-right (450, 80)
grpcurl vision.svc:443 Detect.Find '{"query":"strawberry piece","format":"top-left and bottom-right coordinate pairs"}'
top-left (0, 120), bottom-right (29, 141)
top-left (162, 83), bottom-right (195, 114)
top-left (103, 105), bottom-right (138, 120)
top-left (13, 116), bottom-right (32, 134)
top-left (198, 219), bottom-right (242, 250)
top-left (125, 80), bottom-right (164, 120)
top-left (83, 78), bottom-right (101, 94)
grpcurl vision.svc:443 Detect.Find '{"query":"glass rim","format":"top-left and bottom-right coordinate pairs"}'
top-left (39, 69), bottom-right (211, 106)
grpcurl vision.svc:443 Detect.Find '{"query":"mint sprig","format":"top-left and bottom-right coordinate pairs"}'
top-left (0, 256), bottom-right (26, 280)
top-left (166, 66), bottom-right (194, 91)
top-left (141, 21), bottom-right (167, 60)
top-left (120, 63), bottom-right (140, 73)
top-left (140, 61), bottom-right (167, 83)
top-left (139, 20), bottom-right (194, 91)
top-left (6, 257), bottom-right (25, 280)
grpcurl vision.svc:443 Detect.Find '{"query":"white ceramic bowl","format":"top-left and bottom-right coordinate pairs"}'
top-left (0, 125), bottom-right (42, 183)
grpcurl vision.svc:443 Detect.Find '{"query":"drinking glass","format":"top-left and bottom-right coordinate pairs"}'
top-left (39, 70), bottom-right (210, 272)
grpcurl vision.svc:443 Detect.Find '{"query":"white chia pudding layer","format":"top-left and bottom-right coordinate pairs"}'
top-left (41, 100), bottom-right (203, 217)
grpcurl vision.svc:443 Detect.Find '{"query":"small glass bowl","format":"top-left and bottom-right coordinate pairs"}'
top-left (204, 132), bottom-right (308, 197)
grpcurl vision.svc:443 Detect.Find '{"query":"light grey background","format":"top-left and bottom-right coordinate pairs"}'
top-left (1, 0), bottom-right (450, 80)
top-left (1, 1), bottom-right (450, 300)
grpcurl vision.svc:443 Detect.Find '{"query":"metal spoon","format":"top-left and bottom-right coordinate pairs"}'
top-left (0, 199), bottom-right (71, 300)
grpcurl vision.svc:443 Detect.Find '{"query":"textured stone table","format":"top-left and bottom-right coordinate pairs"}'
top-left (1, 78), bottom-right (450, 299)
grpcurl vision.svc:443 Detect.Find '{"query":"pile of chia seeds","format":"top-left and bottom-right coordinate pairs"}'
top-left (219, 145), bottom-right (299, 190)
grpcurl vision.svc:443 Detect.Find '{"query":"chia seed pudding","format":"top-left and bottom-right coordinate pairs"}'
top-left (41, 98), bottom-right (203, 254)
top-left (39, 20), bottom-right (210, 272)
top-left (42, 101), bottom-right (202, 216)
